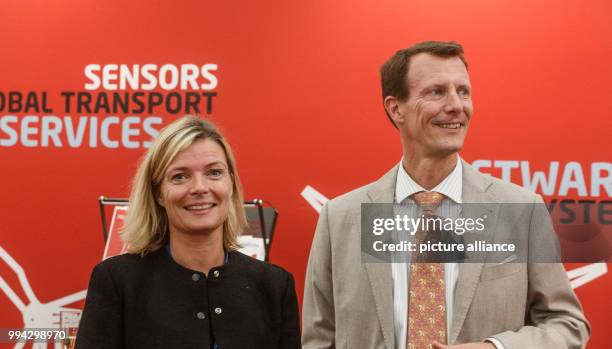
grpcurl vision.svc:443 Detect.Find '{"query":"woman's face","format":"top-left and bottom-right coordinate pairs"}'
top-left (158, 138), bottom-right (233, 239)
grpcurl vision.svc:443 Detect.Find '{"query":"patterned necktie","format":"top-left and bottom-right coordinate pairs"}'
top-left (407, 191), bottom-right (447, 349)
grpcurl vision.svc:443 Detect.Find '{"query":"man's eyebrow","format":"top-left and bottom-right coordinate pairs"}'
top-left (419, 83), bottom-right (446, 91)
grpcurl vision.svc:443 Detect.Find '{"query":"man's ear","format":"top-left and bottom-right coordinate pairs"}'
top-left (383, 96), bottom-right (404, 126)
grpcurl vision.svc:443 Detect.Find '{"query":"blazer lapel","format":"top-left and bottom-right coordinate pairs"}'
top-left (449, 160), bottom-right (497, 344)
top-left (364, 165), bottom-right (399, 349)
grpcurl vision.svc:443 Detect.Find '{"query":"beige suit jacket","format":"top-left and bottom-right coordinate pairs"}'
top-left (302, 160), bottom-right (590, 349)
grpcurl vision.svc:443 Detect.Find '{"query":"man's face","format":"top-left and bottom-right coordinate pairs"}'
top-left (391, 53), bottom-right (473, 158)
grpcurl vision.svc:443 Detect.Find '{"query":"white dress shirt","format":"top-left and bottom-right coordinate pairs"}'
top-left (392, 156), bottom-right (503, 349)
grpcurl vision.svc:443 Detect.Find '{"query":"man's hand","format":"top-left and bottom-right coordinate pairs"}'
top-left (431, 341), bottom-right (496, 349)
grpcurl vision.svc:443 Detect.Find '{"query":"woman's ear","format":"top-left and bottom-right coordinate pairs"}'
top-left (155, 189), bottom-right (165, 207)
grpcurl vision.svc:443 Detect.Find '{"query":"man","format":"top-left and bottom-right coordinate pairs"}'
top-left (302, 41), bottom-right (589, 349)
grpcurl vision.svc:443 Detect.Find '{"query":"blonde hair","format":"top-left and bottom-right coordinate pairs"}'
top-left (122, 116), bottom-right (247, 255)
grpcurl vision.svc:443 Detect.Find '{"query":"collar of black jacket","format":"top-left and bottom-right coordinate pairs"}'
top-left (149, 247), bottom-right (252, 280)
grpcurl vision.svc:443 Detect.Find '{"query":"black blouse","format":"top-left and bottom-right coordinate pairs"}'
top-left (75, 248), bottom-right (301, 349)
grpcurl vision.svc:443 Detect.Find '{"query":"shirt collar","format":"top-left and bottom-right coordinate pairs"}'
top-left (395, 155), bottom-right (463, 204)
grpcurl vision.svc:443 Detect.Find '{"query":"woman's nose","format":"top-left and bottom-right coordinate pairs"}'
top-left (189, 175), bottom-right (210, 195)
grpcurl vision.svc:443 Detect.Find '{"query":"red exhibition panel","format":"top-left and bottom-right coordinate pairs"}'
top-left (0, 1), bottom-right (610, 348)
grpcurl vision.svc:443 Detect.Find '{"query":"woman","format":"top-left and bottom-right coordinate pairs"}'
top-left (76, 116), bottom-right (301, 349)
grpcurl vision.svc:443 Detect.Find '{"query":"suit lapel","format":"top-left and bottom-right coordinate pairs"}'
top-left (364, 165), bottom-right (398, 349)
top-left (449, 160), bottom-right (497, 344)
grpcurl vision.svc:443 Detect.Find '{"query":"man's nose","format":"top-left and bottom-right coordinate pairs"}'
top-left (444, 90), bottom-right (463, 113)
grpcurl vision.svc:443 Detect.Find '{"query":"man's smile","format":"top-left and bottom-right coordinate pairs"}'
top-left (431, 121), bottom-right (466, 130)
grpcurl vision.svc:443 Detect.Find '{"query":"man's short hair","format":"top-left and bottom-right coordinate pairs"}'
top-left (380, 41), bottom-right (468, 127)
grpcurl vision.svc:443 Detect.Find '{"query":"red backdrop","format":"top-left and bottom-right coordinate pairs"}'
top-left (0, 0), bottom-right (610, 348)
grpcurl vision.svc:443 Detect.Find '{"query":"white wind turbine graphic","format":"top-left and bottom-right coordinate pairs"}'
top-left (0, 246), bottom-right (87, 349)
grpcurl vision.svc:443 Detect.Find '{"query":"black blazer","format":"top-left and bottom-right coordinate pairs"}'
top-left (75, 249), bottom-right (301, 349)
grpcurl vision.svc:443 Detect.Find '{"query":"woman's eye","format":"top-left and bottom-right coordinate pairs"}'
top-left (208, 169), bottom-right (224, 178)
top-left (171, 173), bottom-right (187, 181)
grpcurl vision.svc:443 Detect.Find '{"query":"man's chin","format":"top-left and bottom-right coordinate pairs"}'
top-left (428, 145), bottom-right (463, 159)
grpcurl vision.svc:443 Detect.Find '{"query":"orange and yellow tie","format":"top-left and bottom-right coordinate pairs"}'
top-left (407, 191), bottom-right (447, 349)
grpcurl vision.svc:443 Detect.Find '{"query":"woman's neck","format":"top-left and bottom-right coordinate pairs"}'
top-left (168, 228), bottom-right (225, 275)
